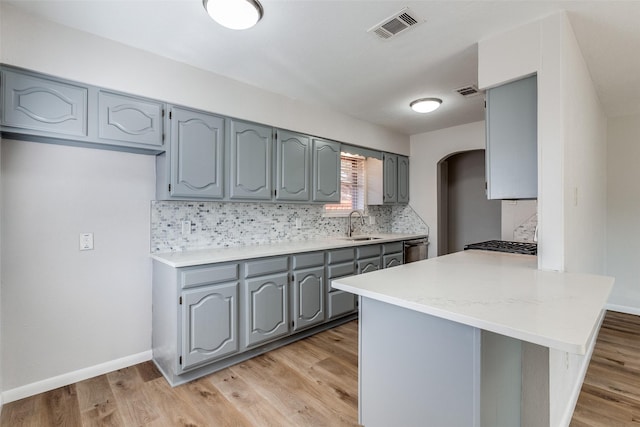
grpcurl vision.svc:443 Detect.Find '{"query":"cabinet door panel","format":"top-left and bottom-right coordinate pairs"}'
top-left (1, 70), bottom-right (87, 136)
top-left (181, 282), bottom-right (238, 371)
top-left (276, 130), bottom-right (310, 201)
top-left (293, 267), bottom-right (325, 331)
top-left (312, 139), bottom-right (341, 202)
top-left (328, 290), bottom-right (356, 320)
top-left (358, 257), bottom-right (381, 274)
top-left (486, 75), bottom-right (537, 199)
top-left (383, 253), bottom-right (404, 269)
top-left (383, 153), bottom-right (398, 203)
top-left (170, 107), bottom-right (224, 198)
top-left (397, 155), bottom-right (410, 203)
top-left (244, 273), bottom-right (289, 347)
top-left (230, 120), bottom-right (273, 200)
top-left (98, 90), bottom-right (163, 147)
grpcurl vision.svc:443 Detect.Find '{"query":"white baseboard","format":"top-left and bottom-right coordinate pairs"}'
top-left (1, 350), bottom-right (152, 404)
top-left (606, 303), bottom-right (640, 316)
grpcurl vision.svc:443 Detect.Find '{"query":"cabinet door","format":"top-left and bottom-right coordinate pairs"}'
top-left (244, 273), bottom-right (289, 347)
top-left (485, 75), bottom-right (537, 199)
top-left (383, 253), bottom-right (403, 269)
top-left (181, 282), bottom-right (239, 371)
top-left (397, 155), bottom-right (410, 203)
top-left (276, 130), bottom-right (311, 201)
top-left (98, 90), bottom-right (164, 147)
top-left (383, 153), bottom-right (398, 203)
top-left (328, 289), bottom-right (357, 320)
top-left (312, 138), bottom-right (341, 202)
top-left (357, 257), bottom-right (381, 274)
top-left (230, 120), bottom-right (273, 200)
top-left (169, 107), bottom-right (224, 198)
top-left (293, 267), bottom-right (325, 331)
top-left (1, 69), bottom-right (88, 137)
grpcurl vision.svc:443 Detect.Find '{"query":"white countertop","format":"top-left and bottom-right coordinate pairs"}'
top-left (151, 233), bottom-right (426, 267)
top-left (332, 250), bottom-right (614, 354)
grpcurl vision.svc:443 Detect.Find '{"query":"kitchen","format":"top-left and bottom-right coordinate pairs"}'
top-left (1, 1), bottom-right (640, 426)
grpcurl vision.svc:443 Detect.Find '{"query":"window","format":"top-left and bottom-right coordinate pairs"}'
top-left (324, 153), bottom-right (365, 214)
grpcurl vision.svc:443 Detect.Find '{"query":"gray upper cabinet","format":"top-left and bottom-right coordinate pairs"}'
top-left (97, 90), bottom-right (164, 147)
top-left (168, 106), bottom-right (225, 199)
top-left (292, 266), bottom-right (325, 331)
top-left (230, 119), bottom-right (273, 200)
top-left (0, 65), bottom-right (165, 154)
top-left (1, 68), bottom-right (88, 137)
top-left (397, 155), bottom-right (410, 204)
top-left (485, 75), bottom-right (538, 200)
top-left (383, 153), bottom-right (398, 203)
top-left (276, 130), bottom-right (311, 201)
top-left (180, 282), bottom-right (239, 371)
top-left (312, 138), bottom-right (341, 202)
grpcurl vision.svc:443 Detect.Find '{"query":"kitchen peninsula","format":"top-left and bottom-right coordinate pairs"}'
top-left (332, 250), bottom-right (614, 427)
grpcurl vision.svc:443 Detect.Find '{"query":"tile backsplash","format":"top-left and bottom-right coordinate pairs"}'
top-left (151, 201), bottom-right (429, 253)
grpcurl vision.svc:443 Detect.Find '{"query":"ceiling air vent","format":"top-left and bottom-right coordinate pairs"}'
top-left (455, 85), bottom-right (483, 98)
top-left (368, 8), bottom-right (423, 40)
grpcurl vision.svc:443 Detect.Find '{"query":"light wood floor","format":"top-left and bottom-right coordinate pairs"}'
top-left (571, 311), bottom-right (640, 426)
top-left (2, 311), bottom-right (639, 426)
top-left (0, 321), bottom-right (359, 427)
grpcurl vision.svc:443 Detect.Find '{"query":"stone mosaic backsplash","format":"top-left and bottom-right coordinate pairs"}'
top-left (151, 201), bottom-right (429, 253)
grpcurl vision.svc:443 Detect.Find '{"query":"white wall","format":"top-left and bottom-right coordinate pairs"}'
top-left (606, 114), bottom-right (640, 314)
top-left (0, 4), bottom-right (409, 155)
top-left (1, 140), bottom-right (155, 399)
top-left (410, 121), bottom-right (485, 258)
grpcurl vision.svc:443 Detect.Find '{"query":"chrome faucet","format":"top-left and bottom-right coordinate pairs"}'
top-left (347, 210), bottom-right (365, 237)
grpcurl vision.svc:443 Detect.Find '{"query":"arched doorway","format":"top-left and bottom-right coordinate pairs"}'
top-left (437, 150), bottom-right (501, 255)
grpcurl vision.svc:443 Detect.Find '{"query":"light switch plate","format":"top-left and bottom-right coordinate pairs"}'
top-left (182, 220), bottom-right (191, 235)
top-left (79, 233), bottom-right (94, 251)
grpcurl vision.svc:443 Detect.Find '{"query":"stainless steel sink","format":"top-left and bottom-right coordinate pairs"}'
top-left (340, 236), bottom-right (382, 241)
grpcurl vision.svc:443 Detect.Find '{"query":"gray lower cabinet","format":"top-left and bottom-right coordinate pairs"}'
top-left (383, 242), bottom-right (404, 268)
top-left (153, 239), bottom-right (410, 386)
top-left (1, 68), bottom-right (88, 137)
top-left (292, 266), bottom-right (325, 331)
top-left (312, 138), bottom-right (341, 202)
top-left (164, 106), bottom-right (225, 199)
top-left (383, 253), bottom-right (403, 268)
top-left (326, 248), bottom-right (357, 320)
top-left (97, 90), bottom-right (164, 148)
top-left (181, 282), bottom-right (239, 371)
top-left (485, 75), bottom-right (537, 200)
top-left (276, 130), bottom-right (311, 201)
top-left (243, 256), bottom-right (290, 348)
top-left (230, 119), bottom-right (273, 200)
top-left (397, 155), bottom-right (410, 204)
top-left (358, 257), bottom-right (381, 274)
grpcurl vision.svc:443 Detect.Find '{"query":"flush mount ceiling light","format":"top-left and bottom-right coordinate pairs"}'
top-left (410, 98), bottom-right (442, 113)
top-left (203, 0), bottom-right (263, 30)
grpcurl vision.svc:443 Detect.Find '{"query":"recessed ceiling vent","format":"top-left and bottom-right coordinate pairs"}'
top-left (455, 85), bottom-right (483, 98)
top-left (368, 8), bottom-right (423, 40)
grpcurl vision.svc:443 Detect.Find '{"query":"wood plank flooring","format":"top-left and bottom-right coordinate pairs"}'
top-left (2, 311), bottom-right (639, 426)
top-left (0, 321), bottom-right (360, 427)
top-left (571, 311), bottom-right (640, 426)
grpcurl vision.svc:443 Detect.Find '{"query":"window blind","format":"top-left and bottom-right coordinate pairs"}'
top-left (325, 154), bottom-right (365, 212)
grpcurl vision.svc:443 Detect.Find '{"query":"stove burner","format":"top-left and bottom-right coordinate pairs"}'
top-left (464, 240), bottom-right (537, 256)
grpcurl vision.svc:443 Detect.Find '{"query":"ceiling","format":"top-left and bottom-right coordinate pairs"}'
top-left (5, 0), bottom-right (640, 136)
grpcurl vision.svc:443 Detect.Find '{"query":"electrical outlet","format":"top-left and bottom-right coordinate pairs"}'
top-left (79, 233), bottom-right (94, 251)
top-left (369, 216), bottom-right (376, 225)
top-left (182, 220), bottom-right (191, 235)
top-left (295, 218), bottom-right (302, 228)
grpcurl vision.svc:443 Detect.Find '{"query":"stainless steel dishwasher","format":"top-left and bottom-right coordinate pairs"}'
top-left (404, 238), bottom-right (429, 263)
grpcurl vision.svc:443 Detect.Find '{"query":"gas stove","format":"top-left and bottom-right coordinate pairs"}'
top-left (464, 240), bottom-right (537, 256)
